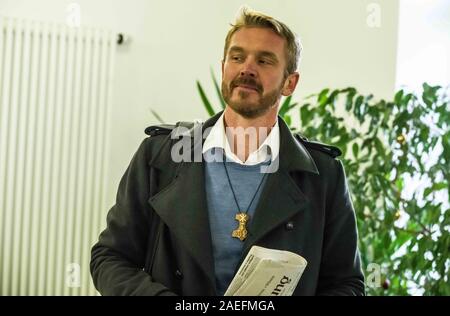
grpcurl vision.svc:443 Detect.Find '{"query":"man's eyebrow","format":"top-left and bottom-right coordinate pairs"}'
top-left (228, 46), bottom-right (279, 62)
top-left (258, 51), bottom-right (279, 61)
top-left (228, 46), bottom-right (244, 53)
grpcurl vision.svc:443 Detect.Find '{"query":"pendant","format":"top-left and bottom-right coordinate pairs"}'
top-left (232, 212), bottom-right (249, 241)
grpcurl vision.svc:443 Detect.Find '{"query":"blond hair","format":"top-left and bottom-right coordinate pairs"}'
top-left (223, 6), bottom-right (302, 76)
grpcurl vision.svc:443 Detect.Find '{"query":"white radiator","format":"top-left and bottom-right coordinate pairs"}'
top-left (0, 16), bottom-right (116, 295)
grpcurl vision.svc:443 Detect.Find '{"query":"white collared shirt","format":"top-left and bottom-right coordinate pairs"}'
top-left (202, 112), bottom-right (280, 165)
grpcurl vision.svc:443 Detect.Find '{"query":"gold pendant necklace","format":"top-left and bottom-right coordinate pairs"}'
top-left (222, 155), bottom-right (268, 242)
top-left (232, 212), bottom-right (249, 241)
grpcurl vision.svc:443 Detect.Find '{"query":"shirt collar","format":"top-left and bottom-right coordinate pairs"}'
top-left (202, 112), bottom-right (280, 165)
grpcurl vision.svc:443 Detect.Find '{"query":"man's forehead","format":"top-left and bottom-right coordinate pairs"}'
top-left (228, 27), bottom-right (286, 56)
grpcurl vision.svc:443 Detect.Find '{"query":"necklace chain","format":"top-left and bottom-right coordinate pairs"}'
top-left (222, 155), bottom-right (268, 214)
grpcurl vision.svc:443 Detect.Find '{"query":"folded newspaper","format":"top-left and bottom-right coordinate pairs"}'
top-left (224, 246), bottom-right (308, 296)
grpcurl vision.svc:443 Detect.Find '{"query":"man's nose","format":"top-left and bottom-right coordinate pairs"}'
top-left (240, 58), bottom-right (257, 78)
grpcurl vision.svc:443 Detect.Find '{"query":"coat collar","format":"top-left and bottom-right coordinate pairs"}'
top-left (201, 111), bottom-right (280, 165)
top-left (149, 110), bottom-right (319, 295)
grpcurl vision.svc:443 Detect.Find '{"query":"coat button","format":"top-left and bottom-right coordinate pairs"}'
top-left (175, 269), bottom-right (183, 279)
top-left (285, 221), bottom-right (294, 230)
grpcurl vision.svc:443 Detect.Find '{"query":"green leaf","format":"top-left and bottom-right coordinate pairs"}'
top-left (365, 94), bottom-right (374, 103)
top-left (355, 95), bottom-right (364, 107)
top-left (422, 83), bottom-right (441, 107)
top-left (300, 103), bottom-right (313, 127)
top-left (279, 95), bottom-right (293, 117)
top-left (350, 128), bottom-right (360, 139)
top-left (318, 88), bottom-right (329, 107)
top-left (345, 88), bottom-right (357, 111)
top-left (352, 142), bottom-right (359, 159)
top-left (303, 92), bottom-right (317, 100)
top-left (284, 114), bottom-right (292, 126)
top-left (394, 89), bottom-right (404, 105)
top-left (403, 93), bottom-right (414, 106)
top-left (196, 81), bottom-right (216, 116)
top-left (395, 177), bottom-right (403, 192)
top-left (150, 109), bottom-right (165, 124)
top-left (423, 182), bottom-right (448, 198)
top-left (327, 89), bottom-right (340, 110)
top-left (354, 95), bottom-right (364, 121)
top-left (210, 68), bottom-right (226, 109)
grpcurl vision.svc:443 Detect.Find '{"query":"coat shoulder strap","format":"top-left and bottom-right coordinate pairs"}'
top-left (294, 133), bottom-right (342, 158)
top-left (144, 121), bottom-right (195, 137)
top-left (144, 124), bottom-right (176, 137)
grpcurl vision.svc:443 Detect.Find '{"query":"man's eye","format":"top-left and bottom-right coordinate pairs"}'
top-left (231, 55), bottom-right (243, 62)
top-left (259, 59), bottom-right (271, 65)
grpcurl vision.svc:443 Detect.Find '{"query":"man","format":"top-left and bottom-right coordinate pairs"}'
top-left (90, 7), bottom-right (365, 296)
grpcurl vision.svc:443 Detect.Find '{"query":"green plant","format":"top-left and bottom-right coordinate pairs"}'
top-left (197, 74), bottom-right (450, 295)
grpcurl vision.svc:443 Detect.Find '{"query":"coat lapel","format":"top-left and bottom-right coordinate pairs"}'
top-left (148, 112), bottom-right (223, 294)
top-left (241, 117), bottom-right (320, 259)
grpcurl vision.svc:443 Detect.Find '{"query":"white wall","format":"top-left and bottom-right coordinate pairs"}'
top-left (396, 0), bottom-right (450, 90)
top-left (0, 0), bottom-right (399, 225)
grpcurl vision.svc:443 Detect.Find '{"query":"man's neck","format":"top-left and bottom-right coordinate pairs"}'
top-left (223, 106), bottom-right (278, 162)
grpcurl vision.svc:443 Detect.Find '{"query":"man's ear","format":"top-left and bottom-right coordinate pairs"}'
top-left (281, 72), bottom-right (300, 96)
top-left (221, 60), bottom-right (224, 77)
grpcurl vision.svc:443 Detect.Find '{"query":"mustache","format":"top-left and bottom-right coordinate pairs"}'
top-left (231, 77), bottom-right (263, 93)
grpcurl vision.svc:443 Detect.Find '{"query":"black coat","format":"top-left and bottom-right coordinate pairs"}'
top-left (90, 112), bottom-right (365, 296)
